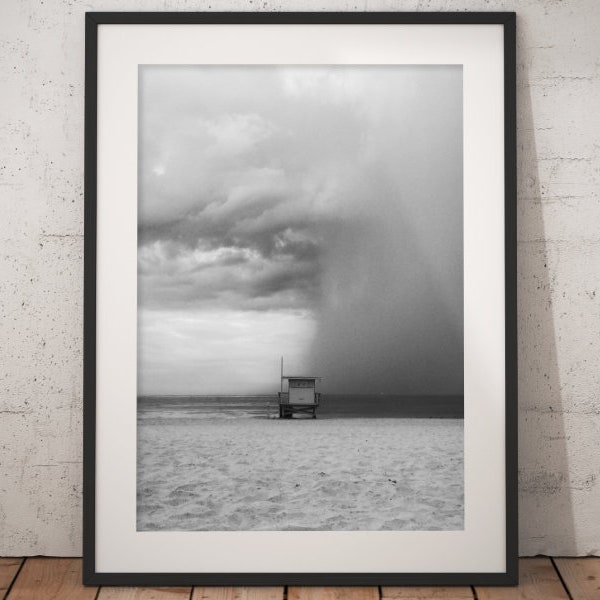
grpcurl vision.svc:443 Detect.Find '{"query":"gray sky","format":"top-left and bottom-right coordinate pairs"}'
top-left (138, 65), bottom-right (463, 396)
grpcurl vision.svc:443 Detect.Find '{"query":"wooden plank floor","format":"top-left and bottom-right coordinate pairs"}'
top-left (1, 557), bottom-right (599, 599)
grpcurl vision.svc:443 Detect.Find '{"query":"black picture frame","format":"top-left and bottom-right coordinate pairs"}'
top-left (83, 11), bottom-right (517, 587)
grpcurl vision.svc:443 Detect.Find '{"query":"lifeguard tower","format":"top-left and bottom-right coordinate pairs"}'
top-left (278, 359), bottom-right (321, 419)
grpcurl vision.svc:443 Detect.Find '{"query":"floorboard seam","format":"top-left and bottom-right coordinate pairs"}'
top-left (3, 558), bottom-right (25, 600)
top-left (550, 557), bottom-right (575, 600)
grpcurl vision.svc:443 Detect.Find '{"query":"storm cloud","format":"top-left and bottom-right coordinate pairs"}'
top-left (138, 65), bottom-right (463, 396)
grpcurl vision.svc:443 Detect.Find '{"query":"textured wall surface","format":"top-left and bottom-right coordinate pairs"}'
top-left (1, 0), bottom-right (599, 557)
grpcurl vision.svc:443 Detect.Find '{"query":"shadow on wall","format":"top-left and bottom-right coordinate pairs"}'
top-left (517, 52), bottom-right (575, 555)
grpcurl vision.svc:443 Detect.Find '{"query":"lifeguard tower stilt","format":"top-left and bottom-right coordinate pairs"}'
top-left (278, 358), bottom-right (321, 419)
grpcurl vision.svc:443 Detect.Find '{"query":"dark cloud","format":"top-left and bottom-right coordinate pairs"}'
top-left (138, 65), bottom-right (463, 395)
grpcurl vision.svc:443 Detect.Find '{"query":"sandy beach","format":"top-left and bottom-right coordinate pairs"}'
top-left (137, 410), bottom-right (463, 531)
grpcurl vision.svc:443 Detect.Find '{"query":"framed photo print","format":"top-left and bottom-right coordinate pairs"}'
top-left (84, 12), bottom-right (517, 586)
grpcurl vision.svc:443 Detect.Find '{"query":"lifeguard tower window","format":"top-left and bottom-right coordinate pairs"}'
top-left (289, 379), bottom-right (315, 405)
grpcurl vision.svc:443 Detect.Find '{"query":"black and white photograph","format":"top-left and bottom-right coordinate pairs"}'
top-left (136, 64), bottom-right (464, 533)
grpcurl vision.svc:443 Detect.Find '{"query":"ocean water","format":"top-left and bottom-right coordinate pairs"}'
top-left (137, 394), bottom-right (463, 422)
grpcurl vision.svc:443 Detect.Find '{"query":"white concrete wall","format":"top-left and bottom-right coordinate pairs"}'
top-left (1, 0), bottom-right (598, 557)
